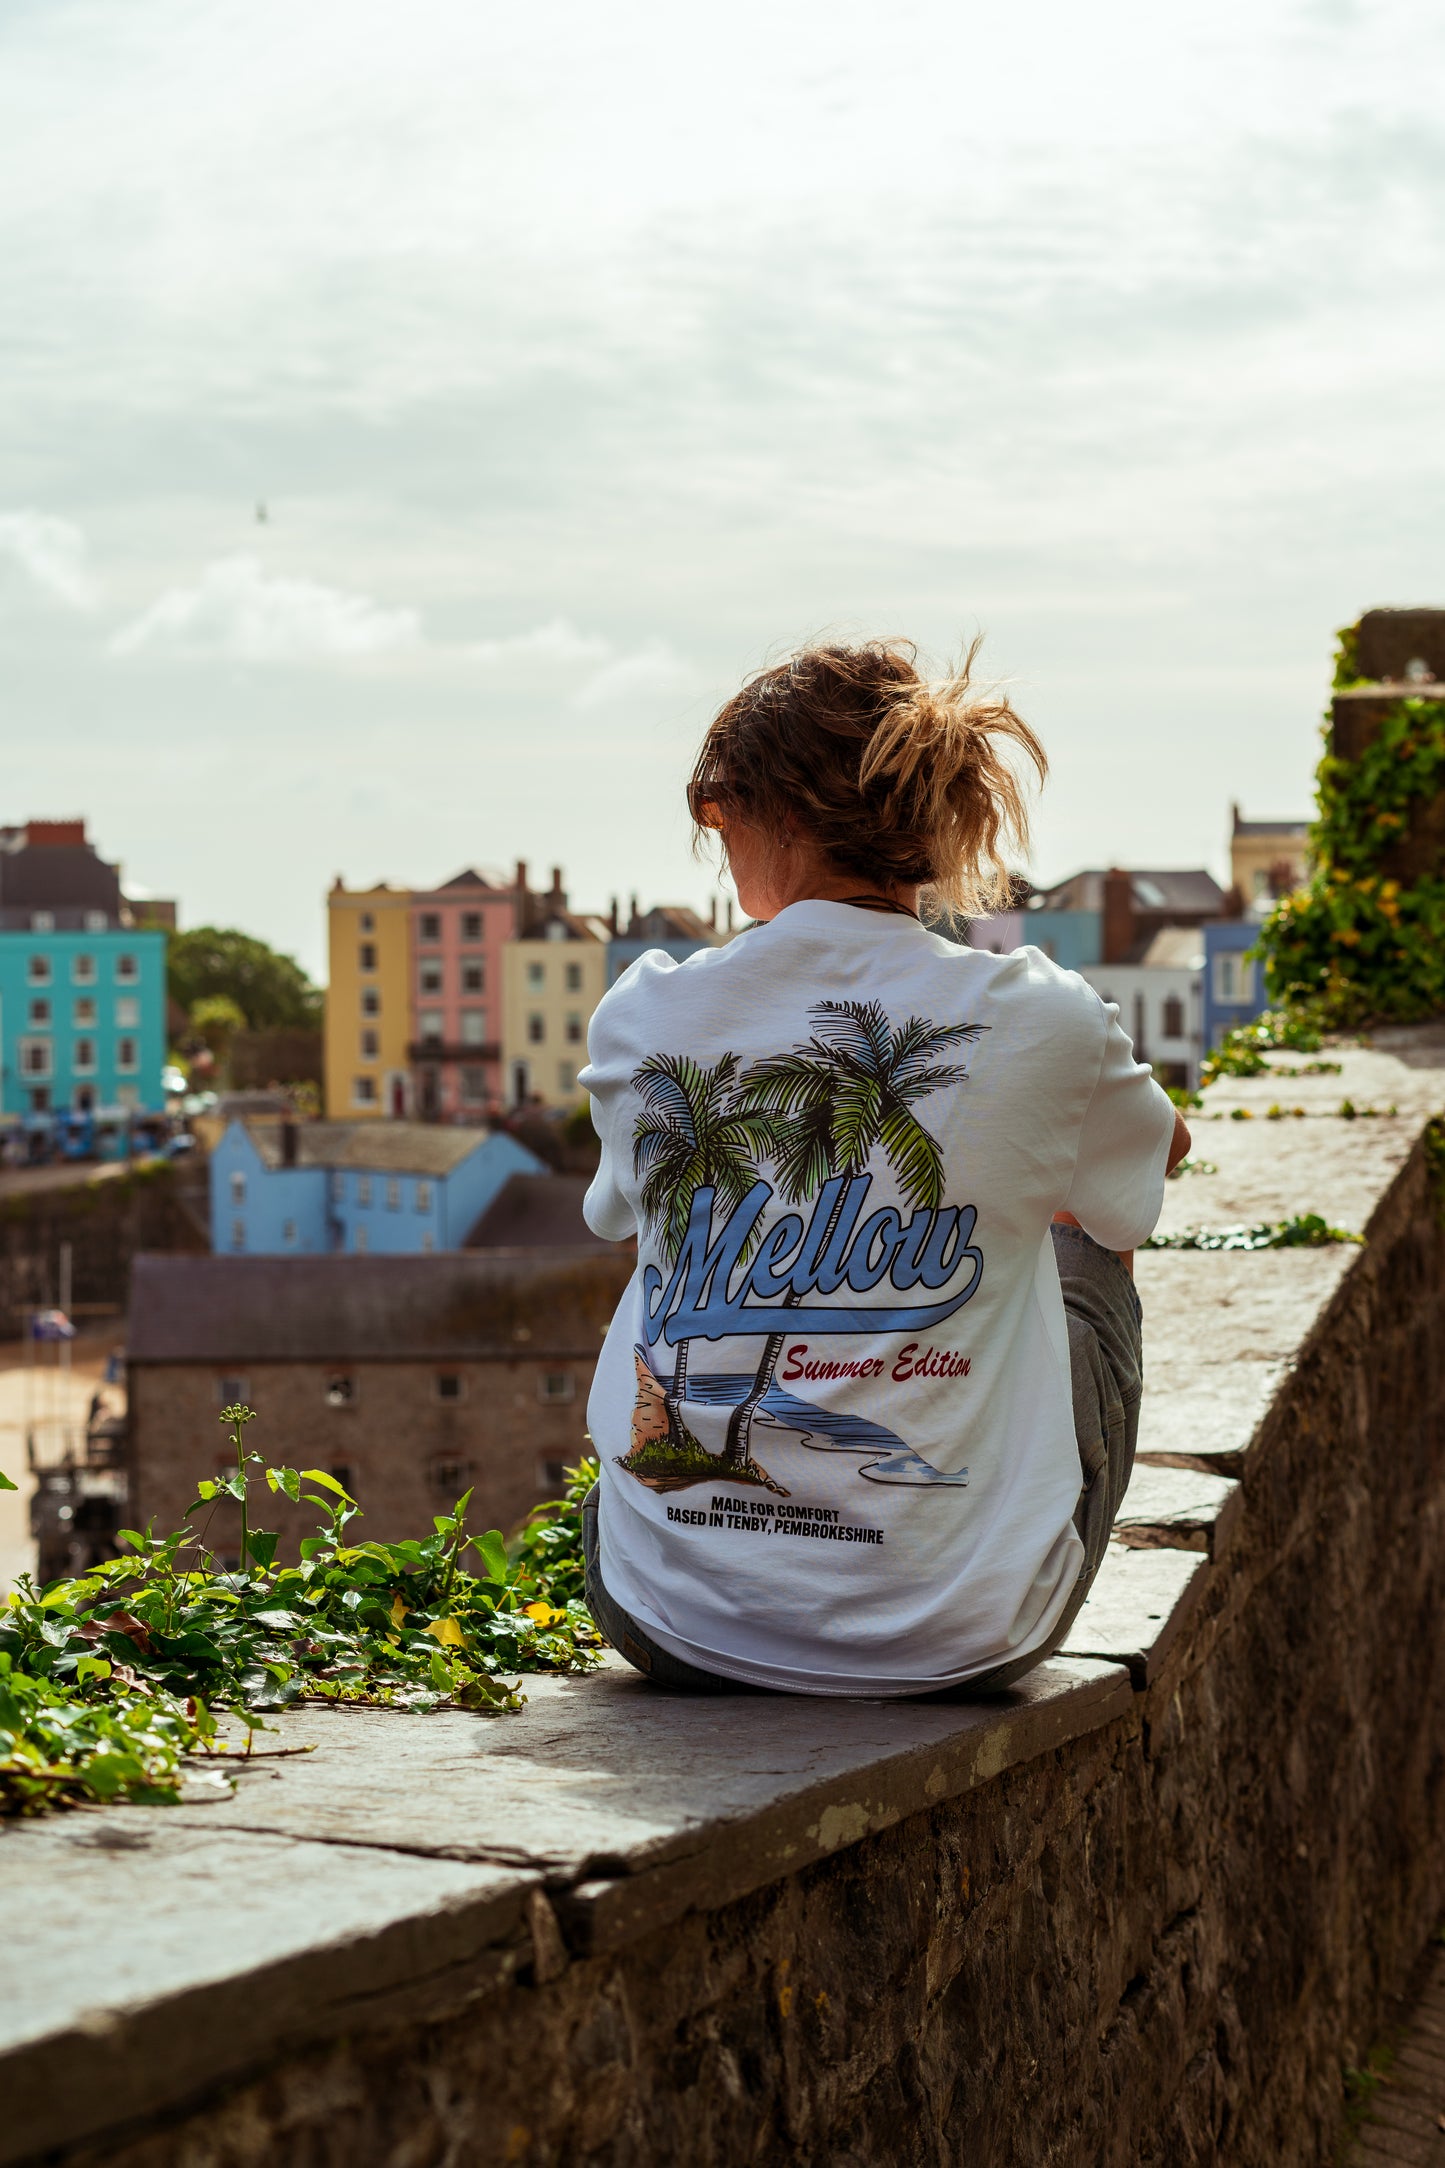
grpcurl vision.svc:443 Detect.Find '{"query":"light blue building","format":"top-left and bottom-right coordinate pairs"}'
top-left (0, 928), bottom-right (167, 1118)
top-left (605, 902), bottom-right (725, 986)
top-left (211, 1118), bottom-right (547, 1256)
top-left (1202, 922), bottom-right (1267, 1056)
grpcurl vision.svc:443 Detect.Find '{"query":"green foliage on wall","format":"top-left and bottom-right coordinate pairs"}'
top-left (1255, 625), bottom-right (1445, 1025)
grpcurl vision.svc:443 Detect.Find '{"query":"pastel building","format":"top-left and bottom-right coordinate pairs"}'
top-left (409, 869), bottom-right (516, 1121)
top-left (604, 898), bottom-right (728, 986)
top-left (210, 1118), bottom-right (545, 1256)
top-left (502, 874), bottom-right (608, 1109)
top-left (0, 821), bottom-right (167, 1118)
top-left (1202, 922), bottom-right (1267, 1056)
top-left (324, 882), bottom-right (412, 1119)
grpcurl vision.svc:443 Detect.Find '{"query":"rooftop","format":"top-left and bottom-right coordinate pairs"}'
top-left (1030, 868), bottom-right (1228, 917)
top-left (238, 1117), bottom-right (507, 1178)
top-left (127, 1247), bottom-right (634, 1364)
top-left (467, 1171), bottom-right (619, 1252)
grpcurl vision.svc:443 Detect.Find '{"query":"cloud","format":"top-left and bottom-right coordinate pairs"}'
top-left (467, 617), bottom-right (612, 666)
top-left (571, 643), bottom-right (701, 712)
top-left (109, 554), bottom-right (421, 663)
top-left (0, 511), bottom-right (98, 609)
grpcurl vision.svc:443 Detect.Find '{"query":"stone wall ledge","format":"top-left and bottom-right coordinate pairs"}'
top-left (5, 1038), bottom-right (1444, 2168)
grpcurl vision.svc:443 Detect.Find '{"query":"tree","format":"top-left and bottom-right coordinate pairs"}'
top-left (723, 1000), bottom-right (985, 1467)
top-left (631, 1052), bottom-right (783, 1447)
top-left (167, 927), bottom-right (320, 1032)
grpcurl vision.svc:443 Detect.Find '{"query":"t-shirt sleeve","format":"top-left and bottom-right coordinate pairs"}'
top-left (579, 977), bottom-right (640, 1242)
top-left (1063, 1004), bottom-right (1178, 1251)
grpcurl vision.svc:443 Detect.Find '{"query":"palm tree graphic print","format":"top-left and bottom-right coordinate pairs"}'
top-left (622, 999), bottom-right (986, 1496)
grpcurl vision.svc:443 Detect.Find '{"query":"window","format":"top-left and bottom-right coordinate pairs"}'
top-left (565, 961), bottom-right (582, 992)
top-left (28, 999), bottom-right (49, 1026)
top-left (361, 988), bottom-right (380, 1017)
top-left (74, 998), bottom-right (96, 1026)
top-left (357, 1175), bottom-right (372, 1205)
top-left (418, 1009), bottom-right (444, 1044)
top-left (536, 1457), bottom-right (567, 1492)
top-left (421, 1231), bottom-right (435, 1252)
top-left (462, 960), bottom-right (484, 994)
top-left (526, 960), bottom-right (545, 989)
top-left (330, 1171), bottom-right (345, 1203)
top-left (353, 1075), bottom-right (377, 1105)
top-left (354, 1224), bottom-right (369, 1252)
top-left (430, 1454), bottom-right (474, 1494)
top-left (360, 1029), bottom-right (379, 1059)
top-left (20, 1039), bottom-right (51, 1078)
top-left (72, 1038), bottom-right (96, 1075)
top-left (461, 912), bottom-right (482, 942)
top-left (539, 1370), bottom-right (575, 1404)
top-left (27, 1086), bottom-right (50, 1112)
top-left (116, 952), bottom-right (137, 983)
top-left (72, 953), bottom-right (96, 985)
top-left (330, 1464), bottom-right (355, 1497)
top-left (116, 1037), bottom-right (138, 1072)
top-left (84, 910), bottom-right (107, 932)
top-left (359, 942), bottom-right (377, 972)
top-left (115, 997), bottom-right (139, 1028)
top-left (461, 1066), bottom-right (486, 1103)
top-left (419, 960), bottom-right (443, 995)
top-left (435, 1373), bottom-right (463, 1402)
top-left (282, 1218), bottom-right (298, 1248)
top-left (419, 912), bottom-right (442, 942)
top-left (27, 955), bottom-right (50, 985)
top-left (1162, 994), bottom-right (1185, 1039)
top-left (30, 911), bottom-right (54, 932)
top-left (528, 1013), bottom-right (545, 1045)
top-left (460, 1010), bottom-right (487, 1045)
top-left (386, 1178), bottom-right (401, 1210)
top-left (1213, 952), bottom-right (1256, 1006)
top-left (360, 912), bottom-right (374, 933)
top-left (326, 1374), bottom-right (356, 1408)
top-left (416, 1181), bottom-right (432, 1211)
top-left (558, 1062), bottom-right (576, 1093)
top-left (230, 1218), bottom-right (245, 1252)
top-left (115, 1085), bottom-right (139, 1109)
top-left (229, 1170), bottom-right (247, 1205)
top-left (216, 1375), bottom-right (249, 1405)
top-left (545, 922), bottom-right (566, 942)
top-left (565, 1012), bottom-right (582, 1044)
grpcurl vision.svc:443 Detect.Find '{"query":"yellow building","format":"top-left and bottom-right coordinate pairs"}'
top-left (1229, 806), bottom-right (1310, 909)
top-left (324, 883), bottom-right (413, 1119)
top-left (501, 889), bottom-right (607, 1110)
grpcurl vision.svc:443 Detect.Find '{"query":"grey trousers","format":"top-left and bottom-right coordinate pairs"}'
top-left (583, 1221), bottom-right (1143, 1698)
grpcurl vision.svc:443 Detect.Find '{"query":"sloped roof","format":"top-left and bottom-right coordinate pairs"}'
top-left (1138, 926), bottom-right (1206, 970)
top-left (467, 1173), bottom-right (620, 1252)
top-left (1031, 869), bottom-right (1227, 915)
top-left (240, 1118), bottom-right (502, 1178)
top-left (1231, 818), bottom-right (1309, 839)
top-left (128, 1250), bottom-right (633, 1364)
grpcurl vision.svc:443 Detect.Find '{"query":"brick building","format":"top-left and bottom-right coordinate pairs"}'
top-left (126, 1247), bottom-right (633, 1557)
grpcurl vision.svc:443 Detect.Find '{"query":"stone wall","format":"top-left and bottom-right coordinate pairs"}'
top-left (0, 1163), bottom-right (206, 1333)
top-left (5, 1043), bottom-right (1445, 2168)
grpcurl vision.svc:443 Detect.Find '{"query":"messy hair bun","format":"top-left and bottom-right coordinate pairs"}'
top-left (688, 637), bottom-right (1046, 914)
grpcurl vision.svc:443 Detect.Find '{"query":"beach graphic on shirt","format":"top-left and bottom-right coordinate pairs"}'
top-left (618, 999), bottom-right (986, 1496)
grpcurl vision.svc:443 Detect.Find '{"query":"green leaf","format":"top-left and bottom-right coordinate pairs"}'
top-left (476, 1530), bottom-right (509, 1585)
top-left (300, 1468), bottom-right (352, 1499)
top-left (0, 1469), bottom-right (16, 1492)
top-left (246, 1530), bottom-right (279, 1571)
top-left (74, 1656), bottom-right (112, 1687)
top-left (266, 1466), bottom-right (302, 1502)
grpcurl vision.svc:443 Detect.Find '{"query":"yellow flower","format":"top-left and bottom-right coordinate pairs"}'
top-left (1335, 928), bottom-right (1361, 946)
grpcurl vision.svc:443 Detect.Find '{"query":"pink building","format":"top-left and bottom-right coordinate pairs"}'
top-left (408, 870), bottom-right (518, 1121)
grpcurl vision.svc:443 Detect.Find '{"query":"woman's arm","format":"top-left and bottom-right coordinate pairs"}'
top-left (1055, 1109), bottom-right (1190, 1276)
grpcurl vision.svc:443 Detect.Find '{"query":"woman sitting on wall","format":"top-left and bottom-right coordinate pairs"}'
top-left (578, 638), bottom-right (1189, 1696)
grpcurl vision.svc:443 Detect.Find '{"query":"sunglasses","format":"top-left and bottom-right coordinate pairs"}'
top-left (688, 775), bottom-right (749, 831)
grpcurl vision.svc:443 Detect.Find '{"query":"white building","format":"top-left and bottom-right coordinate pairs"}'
top-left (1083, 927), bottom-right (1204, 1090)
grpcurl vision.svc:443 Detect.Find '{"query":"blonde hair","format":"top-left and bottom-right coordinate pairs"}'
top-left (688, 636), bottom-right (1046, 913)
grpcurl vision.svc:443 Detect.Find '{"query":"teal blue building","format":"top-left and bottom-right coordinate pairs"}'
top-left (0, 928), bottom-right (168, 1118)
top-left (0, 821), bottom-right (169, 1119)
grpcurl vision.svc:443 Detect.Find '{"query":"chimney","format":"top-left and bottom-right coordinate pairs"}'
top-left (550, 865), bottom-right (564, 898)
top-left (726, 898), bottom-right (735, 932)
top-left (515, 859), bottom-right (528, 894)
top-left (708, 895), bottom-right (717, 930)
top-left (280, 1117), bottom-right (299, 1169)
top-left (629, 891), bottom-right (639, 933)
top-left (1102, 868), bottom-right (1134, 965)
top-left (25, 820), bottom-right (86, 848)
top-left (608, 895), bottom-right (619, 935)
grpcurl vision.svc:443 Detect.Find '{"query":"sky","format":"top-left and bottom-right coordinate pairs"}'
top-left (2, 0), bottom-right (1443, 982)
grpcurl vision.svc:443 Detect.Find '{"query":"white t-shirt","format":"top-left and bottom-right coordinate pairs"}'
top-left (579, 900), bottom-right (1175, 1696)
